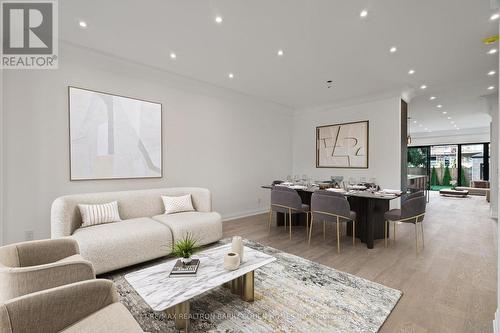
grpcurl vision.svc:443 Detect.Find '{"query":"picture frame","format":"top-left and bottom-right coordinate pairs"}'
top-left (316, 120), bottom-right (369, 168)
top-left (68, 86), bottom-right (163, 180)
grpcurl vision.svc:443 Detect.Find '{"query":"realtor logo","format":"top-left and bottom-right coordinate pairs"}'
top-left (1, 0), bottom-right (58, 69)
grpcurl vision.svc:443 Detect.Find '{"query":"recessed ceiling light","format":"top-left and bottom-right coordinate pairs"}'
top-left (228, 73), bottom-right (234, 79)
top-left (420, 85), bottom-right (427, 90)
top-left (436, 104), bottom-right (443, 108)
top-left (488, 86), bottom-right (495, 90)
top-left (488, 70), bottom-right (496, 76)
top-left (360, 10), bottom-right (368, 18)
top-left (447, 117), bottom-right (452, 120)
top-left (413, 120), bottom-right (417, 123)
top-left (408, 69), bottom-right (415, 75)
top-left (442, 111), bottom-right (447, 114)
top-left (78, 20), bottom-right (87, 28)
top-left (488, 48), bottom-right (498, 54)
top-left (390, 46), bottom-right (397, 53)
top-left (491, 13), bottom-right (500, 21)
top-left (169, 52), bottom-right (176, 59)
top-left (456, 128), bottom-right (460, 130)
top-left (430, 96), bottom-right (436, 100)
top-left (277, 49), bottom-right (284, 56)
top-left (215, 16), bottom-right (223, 24)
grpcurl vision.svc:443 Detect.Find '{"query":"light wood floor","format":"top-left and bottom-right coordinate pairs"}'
top-left (223, 192), bottom-right (497, 333)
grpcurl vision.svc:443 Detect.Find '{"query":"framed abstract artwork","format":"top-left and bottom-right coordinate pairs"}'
top-left (316, 120), bottom-right (369, 168)
top-left (69, 86), bottom-right (162, 180)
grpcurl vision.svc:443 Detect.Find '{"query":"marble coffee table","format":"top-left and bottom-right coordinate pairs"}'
top-left (125, 243), bottom-right (275, 332)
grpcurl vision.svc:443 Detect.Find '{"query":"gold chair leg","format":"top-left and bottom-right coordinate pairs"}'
top-left (415, 222), bottom-right (418, 255)
top-left (336, 219), bottom-right (340, 254)
top-left (384, 220), bottom-right (388, 247)
top-left (420, 222), bottom-right (424, 248)
top-left (306, 212), bottom-right (309, 237)
top-left (288, 208), bottom-right (292, 240)
top-left (323, 221), bottom-right (326, 241)
top-left (284, 212), bottom-right (288, 232)
top-left (308, 215), bottom-right (314, 245)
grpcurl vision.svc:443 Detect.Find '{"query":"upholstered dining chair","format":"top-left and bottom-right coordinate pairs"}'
top-left (0, 238), bottom-right (95, 301)
top-left (384, 192), bottom-right (426, 253)
top-left (309, 190), bottom-right (357, 253)
top-left (269, 186), bottom-right (310, 239)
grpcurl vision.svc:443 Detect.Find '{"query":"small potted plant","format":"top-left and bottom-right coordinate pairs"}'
top-left (172, 233), bottom-right (199, 264)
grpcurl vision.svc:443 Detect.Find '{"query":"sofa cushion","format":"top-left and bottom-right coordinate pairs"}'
top-left (152, 212), bottom-right (222, 246)
top-left (61, 302), bottom-right (143, 333)
top-left (78, 201), bottom-right (122, 228)
top-left (161, 194), bottom-right (195, 214)
top-left (72, 218), bottom-right (172, 275)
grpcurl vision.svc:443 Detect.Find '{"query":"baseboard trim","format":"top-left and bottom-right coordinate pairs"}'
top-left (222, 209), bottom-right (269, 222)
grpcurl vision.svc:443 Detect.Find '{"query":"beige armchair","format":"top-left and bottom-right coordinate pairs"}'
top-left (0, 279), bottom-right (144, 333)
top-left (0, 238), bottom-right (95, 301)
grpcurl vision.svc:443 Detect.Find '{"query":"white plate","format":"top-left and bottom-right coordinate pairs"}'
top-left (326, 188), bottom-right (346, 193)
top-left (289, 185), bottom-right (307, 190)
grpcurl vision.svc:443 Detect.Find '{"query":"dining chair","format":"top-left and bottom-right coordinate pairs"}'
top-left (269, 186), bottom-right (310, 239)
top-left (309, 190), bottom-right (357, 253)
top-left (384, 192), bottom-right (426, 254)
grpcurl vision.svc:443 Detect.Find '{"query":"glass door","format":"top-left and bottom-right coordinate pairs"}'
top-left (430, 145), bottom-right (458, 190)
top-left (460, 144), bottom-right (489, 186)
top-left (408, 147), bottom-right (430, 177)
top-left (408, 146), bottom-right (430, 191)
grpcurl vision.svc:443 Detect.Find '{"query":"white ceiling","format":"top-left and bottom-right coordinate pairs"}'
top-left (60, 0), bottom-right (498, 130)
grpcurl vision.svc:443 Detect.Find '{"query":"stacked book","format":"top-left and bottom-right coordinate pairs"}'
top-left (169, 259), bottom-right (200, 277)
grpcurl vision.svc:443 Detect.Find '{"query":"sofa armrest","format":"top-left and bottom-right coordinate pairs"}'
top-left (0, 279), bottom-right (117, 333)
top-left (15, 238), bottom-right (80, 267)
top-left (0, 258), bottom-right (95, 301)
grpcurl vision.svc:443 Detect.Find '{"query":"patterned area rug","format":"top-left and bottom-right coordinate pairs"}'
top-left (102, 239), bottom-right (402, 333)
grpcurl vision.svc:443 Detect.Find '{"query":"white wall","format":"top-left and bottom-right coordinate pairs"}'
top-left (485, 94), bottom-right (499, 218)
top-left (292, 97), bottom-right (402, 195)
top-left (1, 43), bottom-right (293, 245)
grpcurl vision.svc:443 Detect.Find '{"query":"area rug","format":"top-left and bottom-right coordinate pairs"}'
top-left (101, 239), bottom-right (402, 333)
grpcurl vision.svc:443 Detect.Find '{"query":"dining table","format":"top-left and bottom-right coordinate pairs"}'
top-left (262, 185), bottom-right (401, 249)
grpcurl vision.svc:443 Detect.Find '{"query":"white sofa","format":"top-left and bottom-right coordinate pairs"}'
top-left (51, 188), bottom-right (223, 275)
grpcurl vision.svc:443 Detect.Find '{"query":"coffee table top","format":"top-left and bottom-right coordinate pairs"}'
top-left (125, 244), bottom-right (276, 311)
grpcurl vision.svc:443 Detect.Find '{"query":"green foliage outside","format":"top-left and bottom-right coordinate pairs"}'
top-left (408, 148), bottom-right (426, 167)
top-left (460, 167), bottom-right (468, 187)
top-left (430, 167), bottom-right (439, 186)
top-left (442, 166), bottom-right (452, 186)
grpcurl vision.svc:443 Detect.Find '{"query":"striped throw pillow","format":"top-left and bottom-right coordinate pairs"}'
top-left (78, 201), bottom-right (122, 228)
top-left (161, 194), bottom-right (195, 214)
